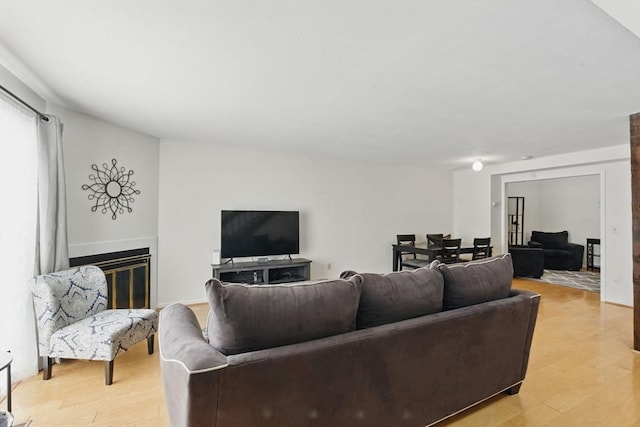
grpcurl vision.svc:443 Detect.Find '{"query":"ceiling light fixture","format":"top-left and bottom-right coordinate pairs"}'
top-left (472, 159), bottom-right (483, 172)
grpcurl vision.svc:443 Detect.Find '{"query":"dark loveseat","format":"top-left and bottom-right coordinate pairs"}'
top-left (529, 230), bottom-right (584, 271)
top-left (160, 254), bottom-right (540, 427)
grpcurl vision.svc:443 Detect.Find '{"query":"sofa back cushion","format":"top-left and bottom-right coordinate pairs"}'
top-left (531, 230), bottom-right (568, 249)
top-left (352, 267), bottom-right (444, 329)
top-left (438, 253), bottom-right (513, 310)
top-left (205, 277), bottom-right (363, 355)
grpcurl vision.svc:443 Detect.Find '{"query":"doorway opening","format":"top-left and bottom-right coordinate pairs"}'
top-left (498, 172), bottom-right (604, 297)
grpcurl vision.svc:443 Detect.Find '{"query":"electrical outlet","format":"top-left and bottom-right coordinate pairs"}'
top-left (612, 225), bottom-right (619, 234)
top-left (327, 263), bottom-right (332, 270)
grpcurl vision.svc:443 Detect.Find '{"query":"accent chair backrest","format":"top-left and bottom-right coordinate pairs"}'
top-left (530, 231), bottom-right (569, 249)
top-left (32, 266), bottom-right (108, 354)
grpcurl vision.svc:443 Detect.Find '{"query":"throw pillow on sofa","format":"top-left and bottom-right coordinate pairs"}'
top-left (341, 267), bottom-right (444, 329)
top-left (438, 253), bottom-right (513, 310)
top-left (205, 277), bottom-right (363, 355)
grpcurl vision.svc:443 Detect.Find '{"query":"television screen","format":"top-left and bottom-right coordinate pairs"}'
top-left (221, 210), bottom-right (300, 258)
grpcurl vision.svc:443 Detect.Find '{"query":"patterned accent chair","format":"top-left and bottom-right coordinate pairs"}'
top-left (32, 266), bottom-right (158, 385)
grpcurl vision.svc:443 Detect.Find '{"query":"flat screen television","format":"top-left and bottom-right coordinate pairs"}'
top-left (220, 210), bottom-right (300, 259)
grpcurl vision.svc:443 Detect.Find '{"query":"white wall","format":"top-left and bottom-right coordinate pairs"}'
top-left (47, 104), bottom-right (161, 306)
top-left (0, 64), bottom-right (45, 112)
top-left (157, 140), bottom-right (453, 305)
top-left (454, 145), bottom-right (632, 306)
top-left (507, 175), bottom-right (601, 263)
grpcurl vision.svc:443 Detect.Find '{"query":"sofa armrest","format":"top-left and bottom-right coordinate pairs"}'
top-left (565, 243), bottom-right (585, 270)
top-left (566, 242), bottom-right (584, 253)
top-left (159, 303), bottom-right (228, 372)
top-left (527, 241), bottom-right (543, 249)
top-left (509, 289), bottom-right (540, 383)
top-left (160, 304), bottom-right (228, 427)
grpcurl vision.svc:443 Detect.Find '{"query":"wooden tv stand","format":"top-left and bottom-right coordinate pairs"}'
top-left (212, 258), bottom-right (311, 284)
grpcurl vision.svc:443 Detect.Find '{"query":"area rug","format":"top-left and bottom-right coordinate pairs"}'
top-left (528, 269), bottom-right (600, 293)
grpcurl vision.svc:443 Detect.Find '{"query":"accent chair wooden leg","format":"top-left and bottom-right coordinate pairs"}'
top-left (42, 356), bottom-right (52, 380)
top-left (506, 383), bottom-right (522, 395)
top-left (105, 360), bottom-right (114, 386)
top-left (147, 334), bottom-right (155, 355)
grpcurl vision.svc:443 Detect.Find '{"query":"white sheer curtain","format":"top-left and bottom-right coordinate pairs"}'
top-left (0, 96), bottom-right (39, 386)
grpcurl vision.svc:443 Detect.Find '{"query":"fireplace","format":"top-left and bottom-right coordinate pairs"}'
top-left (70, 247), bottom-right (151, 309)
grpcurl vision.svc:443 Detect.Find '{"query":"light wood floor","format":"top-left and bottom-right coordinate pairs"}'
top-left (3, 279), bottom-right (639, 426)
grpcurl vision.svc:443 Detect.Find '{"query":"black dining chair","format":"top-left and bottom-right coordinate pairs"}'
top-left (471, 237), bottom-right (491, 260)
top-left (396, 234), bottom-right (429, 269)
top-left (460, 237), bottom-right (491, 262)
top-left (427, 233), bottom-right (450, 246)
top-left (439, 238), bottom-right (462, 264)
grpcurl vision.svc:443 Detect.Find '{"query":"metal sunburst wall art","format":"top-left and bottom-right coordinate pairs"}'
top-left (82, 159), bottom-right (140, 220)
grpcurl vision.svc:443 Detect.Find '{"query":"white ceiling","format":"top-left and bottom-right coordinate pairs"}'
top-left (1, 1), bottom-right (639, 170)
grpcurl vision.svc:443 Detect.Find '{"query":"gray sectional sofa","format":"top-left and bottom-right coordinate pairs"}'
top-left (159, 253), bottom-right (540, 427)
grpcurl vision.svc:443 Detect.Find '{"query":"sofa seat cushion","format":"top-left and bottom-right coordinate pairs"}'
top-left (543, 249), bottom-right (573, 258)
top-left (205, 278), bottom-right (363, 355)
top-left (353, 267), bottom-right (444, 329)
top-left (49, 309), bottom-right (158, 361)
top-left (439, 253), bottom-right (513, 310)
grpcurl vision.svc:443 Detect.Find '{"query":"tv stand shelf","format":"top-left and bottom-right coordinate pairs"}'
top-left (212, 258), bottom-right (311, 285)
